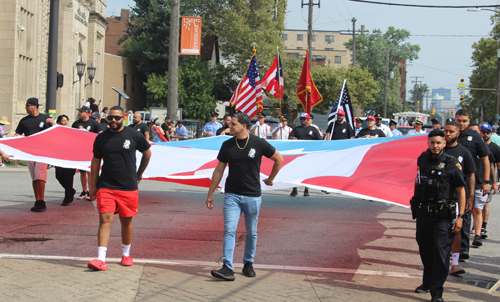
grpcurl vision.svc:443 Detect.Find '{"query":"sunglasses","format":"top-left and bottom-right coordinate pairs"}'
top-left (299, 117), bottom-right (307, 120)
top-left (481, 131), bottom-right (491, 134)
top-left (107, 115), bottom-right (124, 121)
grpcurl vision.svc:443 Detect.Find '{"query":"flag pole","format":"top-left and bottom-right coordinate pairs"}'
top-left (329, 79), bottom-right (347, 139)
top-left (277, 47), bottom-right (283, 140)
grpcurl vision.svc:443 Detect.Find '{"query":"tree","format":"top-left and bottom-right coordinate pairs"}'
top-left (408, 83), bottom-right (429, 113)
top-left (144, 57), bottom-right (217, 121)
top-left (344, 27), bottom-right (420, 116)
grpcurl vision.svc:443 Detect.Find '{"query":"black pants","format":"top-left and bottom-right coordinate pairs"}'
top-left (416, 209), bottom-right (455, 298)
top-left (55, 167), bottom-right (76, 202)
top-left (460, 210), bottom-right (472, 254)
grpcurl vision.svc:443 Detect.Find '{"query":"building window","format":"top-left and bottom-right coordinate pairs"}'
top-left (312, 35), bottom-right (316, 41)
top-left (123, 74), bottom-right (127, 90)
top-left (282, 34), bottom-right (288, 41)
top-left (297, 34), bottom-right (303, 41)
top-left (335, 56), bottom-right (341, 63)
top-left (287, 53), bottom-right (300, 58)
top-left (325, 48), bottom-right (333, 51)
top-left (297, 47), bottom-right (303, 50)
top-left (325, 35), bottom-right (334, 42)
top-left (284, 46), bottom-right (288, 50)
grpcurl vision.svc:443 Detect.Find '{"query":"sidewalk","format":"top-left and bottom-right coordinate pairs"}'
top-left (0, 256), bottom-right (498, 301)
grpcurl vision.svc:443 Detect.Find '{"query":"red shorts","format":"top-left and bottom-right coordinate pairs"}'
top-left (96, 188), bottom-right (139, 217)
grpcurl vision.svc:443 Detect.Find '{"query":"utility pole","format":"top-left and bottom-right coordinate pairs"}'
top-left (46, 0), bottom-right (59, 118)
top-left (383, 47), bottom-right (389, 117)
top-left (167, 0), bottom-right (180, 121)
top-left (425, 92), bottom-right (431, 111)
top-left (302, 0), bottom-right (320, 61)
top-left (352, 17), bottom-right (356, 67)
top-left (410, 76), bottom-right (423, 112)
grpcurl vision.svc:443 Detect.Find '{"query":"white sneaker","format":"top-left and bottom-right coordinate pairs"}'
top-left (0, 163), bottom-right (5, 168)
top-left (14, 165), bottom-right (21, 168)
top-left (220, 188), bottom-right (225, 194)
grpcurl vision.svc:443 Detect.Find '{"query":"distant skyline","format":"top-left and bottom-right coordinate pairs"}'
top-left (105, 0), bottom-right (500, 109)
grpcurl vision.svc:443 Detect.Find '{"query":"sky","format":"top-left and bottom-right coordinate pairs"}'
top-left (105, 0), bottom-right (500, 108)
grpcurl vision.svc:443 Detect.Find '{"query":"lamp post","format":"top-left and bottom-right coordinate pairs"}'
top-left (86, 64), bottom-right (96, 87)
top-left (73, 61), bottom-right (96, 87)
top-left (468, 7), bottom-right (500, 123)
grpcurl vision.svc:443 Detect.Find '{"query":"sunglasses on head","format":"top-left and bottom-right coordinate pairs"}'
top-left (107, 115), bottom-right (124, 121)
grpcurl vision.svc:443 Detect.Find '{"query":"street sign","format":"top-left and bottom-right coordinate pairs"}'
top-left (458, 83), bottom-right (466, 96)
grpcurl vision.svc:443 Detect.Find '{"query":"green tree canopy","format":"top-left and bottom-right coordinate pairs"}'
top-left (344, 27), bottom-right (420, 116)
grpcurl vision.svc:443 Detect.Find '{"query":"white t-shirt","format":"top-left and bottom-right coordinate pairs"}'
top-left (250, 123), bottom-right (272, 139)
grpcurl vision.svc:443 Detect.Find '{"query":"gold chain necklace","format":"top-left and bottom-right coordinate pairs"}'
top-left (235, 135), bottom-right (250, 150)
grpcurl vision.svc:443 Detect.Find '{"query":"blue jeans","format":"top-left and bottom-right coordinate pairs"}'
top-left (222, 193), bottom-right (262, 270)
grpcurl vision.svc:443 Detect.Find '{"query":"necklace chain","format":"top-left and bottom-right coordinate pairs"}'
top-left (235, 135), bottom-right (249, 150)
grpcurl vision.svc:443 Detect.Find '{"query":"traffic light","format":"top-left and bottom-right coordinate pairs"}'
top-left (432, 107), bottom-right (435, 115)
top-left (451, 109), bottom-right (454, 115)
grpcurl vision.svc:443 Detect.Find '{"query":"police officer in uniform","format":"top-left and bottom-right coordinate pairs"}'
top-left (203, 112), bottom-right (223, 137)
top-left (411, 130), bottom-right (466, 302)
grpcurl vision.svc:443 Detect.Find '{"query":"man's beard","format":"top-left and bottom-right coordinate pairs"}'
top-left (446, 137), bottom-right (457, 146)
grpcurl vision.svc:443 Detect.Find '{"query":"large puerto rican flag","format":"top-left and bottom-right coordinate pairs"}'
top-left (0, 126), bottom-right (428, 207)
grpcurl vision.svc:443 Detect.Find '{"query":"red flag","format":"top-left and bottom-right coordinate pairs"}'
top-left (296, 50), bottom-right (323, 113)
top-left (230, 52), bottom-right (263, 118)
top-left (262, 53), bottom-right (283, 98)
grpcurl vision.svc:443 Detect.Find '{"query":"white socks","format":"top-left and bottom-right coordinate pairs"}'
top-left (122, 244), bottom-right (131, 257)
top-left (97, 246), bottom-right (107, 262)
top-left (452, 253), bottom-right (459, 266)
top-left (96, 245), bottom-right (130, 261)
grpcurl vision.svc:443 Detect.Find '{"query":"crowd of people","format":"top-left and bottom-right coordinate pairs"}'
top-left (1, 99), bottom-right (499, 300)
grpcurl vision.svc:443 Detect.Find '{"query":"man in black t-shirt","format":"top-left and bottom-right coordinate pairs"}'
top-left (479, 123), bottom-right (500, 240)
top-left (325, 109), bottom-right (355, 140)
top-left (455, 109), bottom-right (490, 255)
top-left (216, 114), bottom-right (232, 136)
top-left (444, 121), bottom-right (476, 276)
top-left (129, 112), bottom-right (150, 141)
top-left (15, 97), bottom-right (55, 212)
top-left (206, 112), bottom-right (283, 281)
top-left (289, 112), bottom-right (321, 196)
top-left (356, 115), bottom-right (386, 138)
top-left (72, 106), bottom-right (103, 201)
top-left (87, 106), bottom-right (151, 271)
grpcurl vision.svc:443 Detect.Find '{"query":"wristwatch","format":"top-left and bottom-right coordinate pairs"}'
top-left (457, 214), bottom-right (465, 219)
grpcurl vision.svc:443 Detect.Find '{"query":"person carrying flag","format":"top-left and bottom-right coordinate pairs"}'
top-left (326, 109), bottom-right (354, 140)
top-left (272, 116), bottom-right (292, 140)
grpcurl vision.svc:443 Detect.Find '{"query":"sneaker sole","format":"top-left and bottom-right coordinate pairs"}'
top-left (242, 271), bottom-right (256, 278)
top-left (450, 269), bottom-right (466, 276)
top-left (211, 270), bottom-right (235, 281)
top-left (31, 208), bottom-right (46, 212)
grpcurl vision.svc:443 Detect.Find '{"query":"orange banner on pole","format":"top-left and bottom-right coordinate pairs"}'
top-left (180, 17), bottom-right (202, 55)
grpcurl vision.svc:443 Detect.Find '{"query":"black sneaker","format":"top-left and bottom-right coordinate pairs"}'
top-left (31, 200), bottom-right (46, 212)
top-left (242, 262), bottom-right (256, 277)
top-left (459, 252), bottom-right (469, 260)
top-left (77, 191), bottom-right (89, 200)
top-left (303, 189), bottom-right (310, 197)
top-left (414, 284), bottom-right (429, 294)
top-left (472, 235), bottom-right (482, 247)
top-left (211, 264), bottom-right (235, 281)
top-left (290, 188), bottom-right (298, 197)
top-left (481, 228), bottom-right (488, 239)
top-left (321, 190), bottom-right (330, 194)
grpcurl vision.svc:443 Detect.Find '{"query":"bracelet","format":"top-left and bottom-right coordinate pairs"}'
top-left (485, 180), bottom-right (490, 182)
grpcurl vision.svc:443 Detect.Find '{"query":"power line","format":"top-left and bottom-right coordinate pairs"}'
top-left (411, 62), bottom-right (466, 77)
top-left (411, 35), bottom-right (489, 37)
top-left (348, 1), bottom-right (499, 9)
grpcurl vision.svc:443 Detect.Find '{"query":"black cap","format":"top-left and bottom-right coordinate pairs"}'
top-left (177, 120), bottom-right (184, 124)
top-left (77, 106), bottom-right (90, 114)
top-left (26, 97), bottom-right (39, 106)
top-left (374, 113), bottom-right (383, 120)
top-left (257, 112), bottom-right (266, 118)
top-left (446, 117), bottom-right (455, 123)
top-left (389, 119), bottom-right (397, 126)
top-left (309, 114), bottom-right (314, 119)
top-left (210, 111), bottom-right (219, 117)
top-left (356, 118), bottom-right (362, 123)
top-left (281, 116), bottom-right (288, 122)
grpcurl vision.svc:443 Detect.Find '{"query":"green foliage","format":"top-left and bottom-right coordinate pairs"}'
top-left (408, 83), bottom-right (429, 112)
top-left (145, 57), bottom-right (217, 121)
top-left (344, 27), bottom-right (420, 116)
top-left (198, 0), bottom-right (287, 73)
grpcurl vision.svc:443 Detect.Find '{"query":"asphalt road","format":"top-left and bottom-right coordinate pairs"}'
top-left (1, 169), bottom-right (499, 288)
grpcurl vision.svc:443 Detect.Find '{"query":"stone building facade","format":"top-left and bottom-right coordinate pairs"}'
top-left (0, 0), bottom-right (107, 134)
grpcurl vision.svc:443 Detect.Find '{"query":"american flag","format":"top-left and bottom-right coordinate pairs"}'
top-left (230, 55), bottom-right (263, 118)
top-left (327, 80), bottom-right (355, 135)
